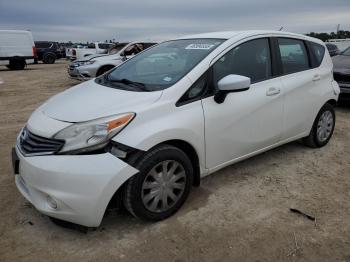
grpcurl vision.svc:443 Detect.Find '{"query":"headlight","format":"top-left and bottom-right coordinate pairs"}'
top-left (82, 60), bottom-right (96, 65)
top-left (74, 60), bottom-right (95, 67)
top-left (54, 113), bottom-right (135, 153)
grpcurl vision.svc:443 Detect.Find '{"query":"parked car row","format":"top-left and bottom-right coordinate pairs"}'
top-left (68, 42), bottom-right (115, 61)
top-left (13, 30), bottom-right (340, 227)
top-left (68, 41), bottom-right (157, 79)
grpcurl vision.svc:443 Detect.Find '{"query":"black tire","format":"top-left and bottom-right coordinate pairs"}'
top-left (43, 53), bottom-right (56, 64)
top-left (123, 144), bottom-right (193, 221)
top-left (96, 65), bottom-right (114, 76)
top-left (302, 103), bottom-right (335, 148)
top-left (8, 59), bottom-right (25, 70)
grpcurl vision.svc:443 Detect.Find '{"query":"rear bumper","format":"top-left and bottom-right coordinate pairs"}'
top-left (338, 83), bottom-right (350, 101)
top-left (14, 146), bottom-right (138, 227)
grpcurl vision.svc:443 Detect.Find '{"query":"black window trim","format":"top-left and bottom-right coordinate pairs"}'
top-left (176, 36), bottom-right (281, 107)
top-left (175, 36), bottom-right (323, 107)
top-left (176, 70), bottom-right (210, 107)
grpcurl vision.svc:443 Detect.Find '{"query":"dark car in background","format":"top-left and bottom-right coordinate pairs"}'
top-left (326, 43), bottom-right (340, 57)
top-left (35, 41), bottom-right (65, 64)
top-left (333, 47), bottom-right (350, 101)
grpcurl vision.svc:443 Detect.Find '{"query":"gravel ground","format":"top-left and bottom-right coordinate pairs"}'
top-left (0, 61), bottom-right (349, 262)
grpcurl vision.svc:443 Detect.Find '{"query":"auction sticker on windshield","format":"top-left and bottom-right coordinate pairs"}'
top-left (185, 44), bottom-right (215, 50)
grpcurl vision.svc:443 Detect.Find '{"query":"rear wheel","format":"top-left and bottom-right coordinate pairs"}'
top-left (8, 59), bottom-right (25, 70)
top-left (43, 53), bottom-right (56, 64)
top-left (123, 145), bottom-right (193, 221)
top-left (303, 103), bottom-right (335, 148)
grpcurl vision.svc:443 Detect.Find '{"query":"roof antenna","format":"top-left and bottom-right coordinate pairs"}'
top-left (279, 26), bottom-right (284, 31)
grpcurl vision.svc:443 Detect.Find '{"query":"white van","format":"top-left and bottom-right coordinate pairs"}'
top-left (0, 30), bottom-right (36, 70)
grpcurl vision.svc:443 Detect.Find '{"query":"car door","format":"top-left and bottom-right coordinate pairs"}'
top-left (201, 37), bottom-right (284, 170)
top-left (275, 37), bottom-right (319, 140)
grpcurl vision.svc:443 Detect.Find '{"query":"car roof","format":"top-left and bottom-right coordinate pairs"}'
top-left (176, 30), bottom-right (323, 44)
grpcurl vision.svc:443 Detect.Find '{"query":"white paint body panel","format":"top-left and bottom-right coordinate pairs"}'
top-left (202, 78), bottom-right (284, 169)
top-left (15, 30), bottom-right (339, 226)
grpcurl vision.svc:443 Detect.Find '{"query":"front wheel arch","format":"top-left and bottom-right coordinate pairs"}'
top-left (106, 139), bottom-right (201, 214)
top-left (96, 65), bottom-right (115, 76)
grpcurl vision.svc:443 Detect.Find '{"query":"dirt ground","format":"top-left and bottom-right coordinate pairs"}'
top-left (0, 60), bottom-right (349, 262)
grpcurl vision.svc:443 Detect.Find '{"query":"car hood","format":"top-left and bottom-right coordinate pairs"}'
top-left (83, 53), bottom-right (108, 61)
top-left (332, 55), bottom-right (350, 73)
top-left (94, 53), bottom-right (123, 62)
top-left (40, 80), bottom-right (162, 122)
top-left (75, 53), bottom-right (109, 62)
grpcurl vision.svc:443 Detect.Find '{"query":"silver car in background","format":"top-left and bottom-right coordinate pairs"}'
top-left (68, 41), bottom-right (157, 80)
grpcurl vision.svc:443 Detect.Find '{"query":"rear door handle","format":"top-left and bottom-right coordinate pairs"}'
top-left (312, 74), bottom-right (321, 81)
top-left (266, 87), bottom-right (280, 96)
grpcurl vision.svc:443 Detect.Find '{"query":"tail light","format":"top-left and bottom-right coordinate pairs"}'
top-left (32, 46), bottom-right (37, 58)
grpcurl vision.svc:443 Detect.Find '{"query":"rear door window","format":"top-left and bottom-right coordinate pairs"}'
top-left (278, 38), bottom-right (310, 74)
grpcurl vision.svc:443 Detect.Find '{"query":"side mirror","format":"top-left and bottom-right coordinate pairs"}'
top-left (120, 52), bottom-right (127, 61)
top-left (214, 74), bottom-right (251, 104)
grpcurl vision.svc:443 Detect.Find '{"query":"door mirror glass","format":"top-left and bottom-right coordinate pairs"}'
top-left (217, 74), bottom-right (251, 91)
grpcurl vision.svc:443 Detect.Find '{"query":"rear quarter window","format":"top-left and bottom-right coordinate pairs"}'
top-left (309, 42), bottom-right (325, 67)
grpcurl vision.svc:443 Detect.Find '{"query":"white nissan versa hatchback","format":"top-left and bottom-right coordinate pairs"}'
top-left (13, 31), bottom-right (339, 227)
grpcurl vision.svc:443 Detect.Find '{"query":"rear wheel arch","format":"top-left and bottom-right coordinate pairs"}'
top-left (303, 102), bottom-right (335, 148)
top-left (326, 99), bottom-right (337, 107)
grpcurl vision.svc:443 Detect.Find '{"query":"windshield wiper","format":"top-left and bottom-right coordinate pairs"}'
top-left (105, 76), bottom-right (149, 91)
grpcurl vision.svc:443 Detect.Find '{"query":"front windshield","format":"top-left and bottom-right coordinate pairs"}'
top-left (108, 43), bottom-right (128, 55)
top-left (97, 38), bottom-right (225, 91)
top-left (341, 47), bottom-right (350, 56)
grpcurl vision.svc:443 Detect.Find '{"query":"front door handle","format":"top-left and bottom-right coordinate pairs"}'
top-left (312, 74), bottom-right (321, 81)
top-left (266, 87), bottom-right (280, 96)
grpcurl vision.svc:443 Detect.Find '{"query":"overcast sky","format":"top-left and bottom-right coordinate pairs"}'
top-left (0, 0), bottom-right (349, 42)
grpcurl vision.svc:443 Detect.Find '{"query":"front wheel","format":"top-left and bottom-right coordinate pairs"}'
top-left (123, 145), bottom-right (193, 221)
top-left (303, 103), bottom-right (335, 148)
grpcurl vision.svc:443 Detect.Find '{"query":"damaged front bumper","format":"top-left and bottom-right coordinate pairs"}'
top-left (13, 146), bottom-right (138, 227)
top-left (67, 63), bottom-right (97, 81)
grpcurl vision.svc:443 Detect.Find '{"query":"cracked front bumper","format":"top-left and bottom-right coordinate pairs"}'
top-left (14, 146), bottom-right (138, 227)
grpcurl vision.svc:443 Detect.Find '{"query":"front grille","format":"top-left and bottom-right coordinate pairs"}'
top-left (334, 72), bottom-right (350, 83)
top-left (18, 127), bottom-right (64, 155)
